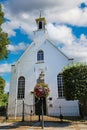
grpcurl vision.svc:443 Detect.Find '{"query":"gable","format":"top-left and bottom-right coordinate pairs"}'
top-left (14, 36), bottom-right (72, 68)
top-left (46, 39), bottom-right (69, 60)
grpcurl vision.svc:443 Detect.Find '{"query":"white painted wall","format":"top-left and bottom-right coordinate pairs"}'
top-left (8, 30), bottom-right (79, 116)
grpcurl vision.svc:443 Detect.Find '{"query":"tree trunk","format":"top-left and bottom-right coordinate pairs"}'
top-left (79, 98), bottom-right (87, 117)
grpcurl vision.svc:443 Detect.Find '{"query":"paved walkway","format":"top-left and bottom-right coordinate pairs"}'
top-left (0, 121), bottom-right (87, 130)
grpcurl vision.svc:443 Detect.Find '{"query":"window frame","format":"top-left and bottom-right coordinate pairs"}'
top-left (37, 50), bottom-right (44, 62)
top-left (17, 76), bottom-right (25, 100)
top-left (57, 73), bottom-right (64, 98)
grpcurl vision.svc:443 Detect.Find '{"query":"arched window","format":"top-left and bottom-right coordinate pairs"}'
top-left (17, 76), bottom-right (25, 99)
top-left (37, 50), bottom-right (44, 61)
top-left (57, 73), bottom-right (64, 98)
top-left (39, 21), bottom-right (42, 29)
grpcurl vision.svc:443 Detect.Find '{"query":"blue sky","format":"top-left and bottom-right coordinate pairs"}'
top-left (0, 0), bottom-right (87, 92)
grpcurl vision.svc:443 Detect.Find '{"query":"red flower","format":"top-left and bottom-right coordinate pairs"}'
top-left (34, 83), bottom-right (50, 98)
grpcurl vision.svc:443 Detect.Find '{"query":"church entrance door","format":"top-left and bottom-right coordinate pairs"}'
top-left (35, 97), bottom-right (46, 115)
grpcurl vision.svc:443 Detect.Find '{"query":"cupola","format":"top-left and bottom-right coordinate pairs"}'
top-left (35, 13), bottom-right (46, 30)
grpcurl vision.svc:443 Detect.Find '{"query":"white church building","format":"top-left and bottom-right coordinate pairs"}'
top-left (8, 16), bottom-right (79, 117)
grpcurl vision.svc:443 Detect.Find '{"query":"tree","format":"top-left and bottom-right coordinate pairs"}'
top-left (62, 63), bottom-right (87, 116)
top-left (0, 4), bottom-right (10, 60)
top-left (0, 4), bottom-right (10, 106)
top-left (0, 77), bottom-right (5, 103)
top-left (0, 77), bottom-right (9, 106)
top-left (62, 63), bottom-right (87, 100)
top-left (2, 92), bottom-right (9, 106)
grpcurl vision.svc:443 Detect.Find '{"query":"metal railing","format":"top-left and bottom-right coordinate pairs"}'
top-left (1, 100), bottom-right (86, 122)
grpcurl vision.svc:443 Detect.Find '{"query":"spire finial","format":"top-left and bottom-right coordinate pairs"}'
top-left (39, 9), bottom-right (42, 18)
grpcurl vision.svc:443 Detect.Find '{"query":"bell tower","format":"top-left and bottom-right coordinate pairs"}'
top-left (35, 12), bottom-right (46, 31)
top-left (33, 12), bottom-right (48, 41)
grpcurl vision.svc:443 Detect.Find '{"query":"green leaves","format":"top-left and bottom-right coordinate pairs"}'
top-left (0, 4), bottom-right (4, 25)
top-left (0, 77), bottom-right (8, 106)
top-left (0, 4), bottom-right (10, 60)
top-left (0, 4), bottom-right (9, 106)
top-left (62, 63), bottom-right (87, 100)
top-left (0, 77), bottom-right (5, 102)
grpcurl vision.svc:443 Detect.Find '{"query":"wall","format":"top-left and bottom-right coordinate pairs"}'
top-left (8, 36), bottom-right (79, 116)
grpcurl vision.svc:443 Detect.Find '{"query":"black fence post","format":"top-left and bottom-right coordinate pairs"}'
top-left (38, 114), bottom-right (40, 121)
top-left (22, 99), bottom-right (24, 122)
top-left (6, 103), bottom-right (8, 120)
top-left (41, 98), bottom-right (44, 129)
top-left (30, 110), bottom-right (33, 123)
top-left (59, 106), bottom-right (63, 122)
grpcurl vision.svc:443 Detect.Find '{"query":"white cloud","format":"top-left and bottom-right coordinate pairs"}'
top-left (3, 0), bottom-right (84, 14)
top-left (7, 42), bottom-right (28, 52)
top-left (0, 64), bottom-right (11, 74)
top-left (57, 7), bottom-right (87, 26)
top-left (4, 82), bottom-right (10, 93)
top-left (79, 34), bottom-right (87, 43)
top-left (47, 23), bottom-right (74, 45)
top-left (47, 23), bottom-right (87, 62)
top-left (61, 34), bottom-right (87, 62)
top-left (2, 12), bottom-right (35, 37)
top-left (2, 21), bottom-right (18, 37)
top-left (1, 0), bottom-right (87, 37)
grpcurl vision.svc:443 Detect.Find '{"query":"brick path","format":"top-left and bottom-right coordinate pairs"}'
top-left (0, 121), bottom-right (87, 130)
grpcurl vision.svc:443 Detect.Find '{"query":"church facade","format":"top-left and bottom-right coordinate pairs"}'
top-left (8, 16), bottom-right (79, 116)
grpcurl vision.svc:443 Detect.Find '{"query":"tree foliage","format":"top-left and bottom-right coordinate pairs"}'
top-left (0, 4), bottom-right (9, 106)
top-left (0, 4), bottom-right (10, 60)
top-left (62, 63), bottom-right (87, 100)
top-left (0, 77), bottom-right (8, 106)
top-left (2, 93), bottom-right (9, 105)
top-left (0, 77), bottom-right (5, 102)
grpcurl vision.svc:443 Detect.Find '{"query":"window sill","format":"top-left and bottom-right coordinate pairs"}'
top-left (35, 61), bottom-right (44, 64)
top-left (57, 97), bottom-right (65, 99)
top-left (17, 98), bottom-right (25, 100)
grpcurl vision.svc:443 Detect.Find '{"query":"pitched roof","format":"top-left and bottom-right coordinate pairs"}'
top-left (46, 39), bottom-right (70, 59)
top-left (14, 36), bottom-right (73, 65)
